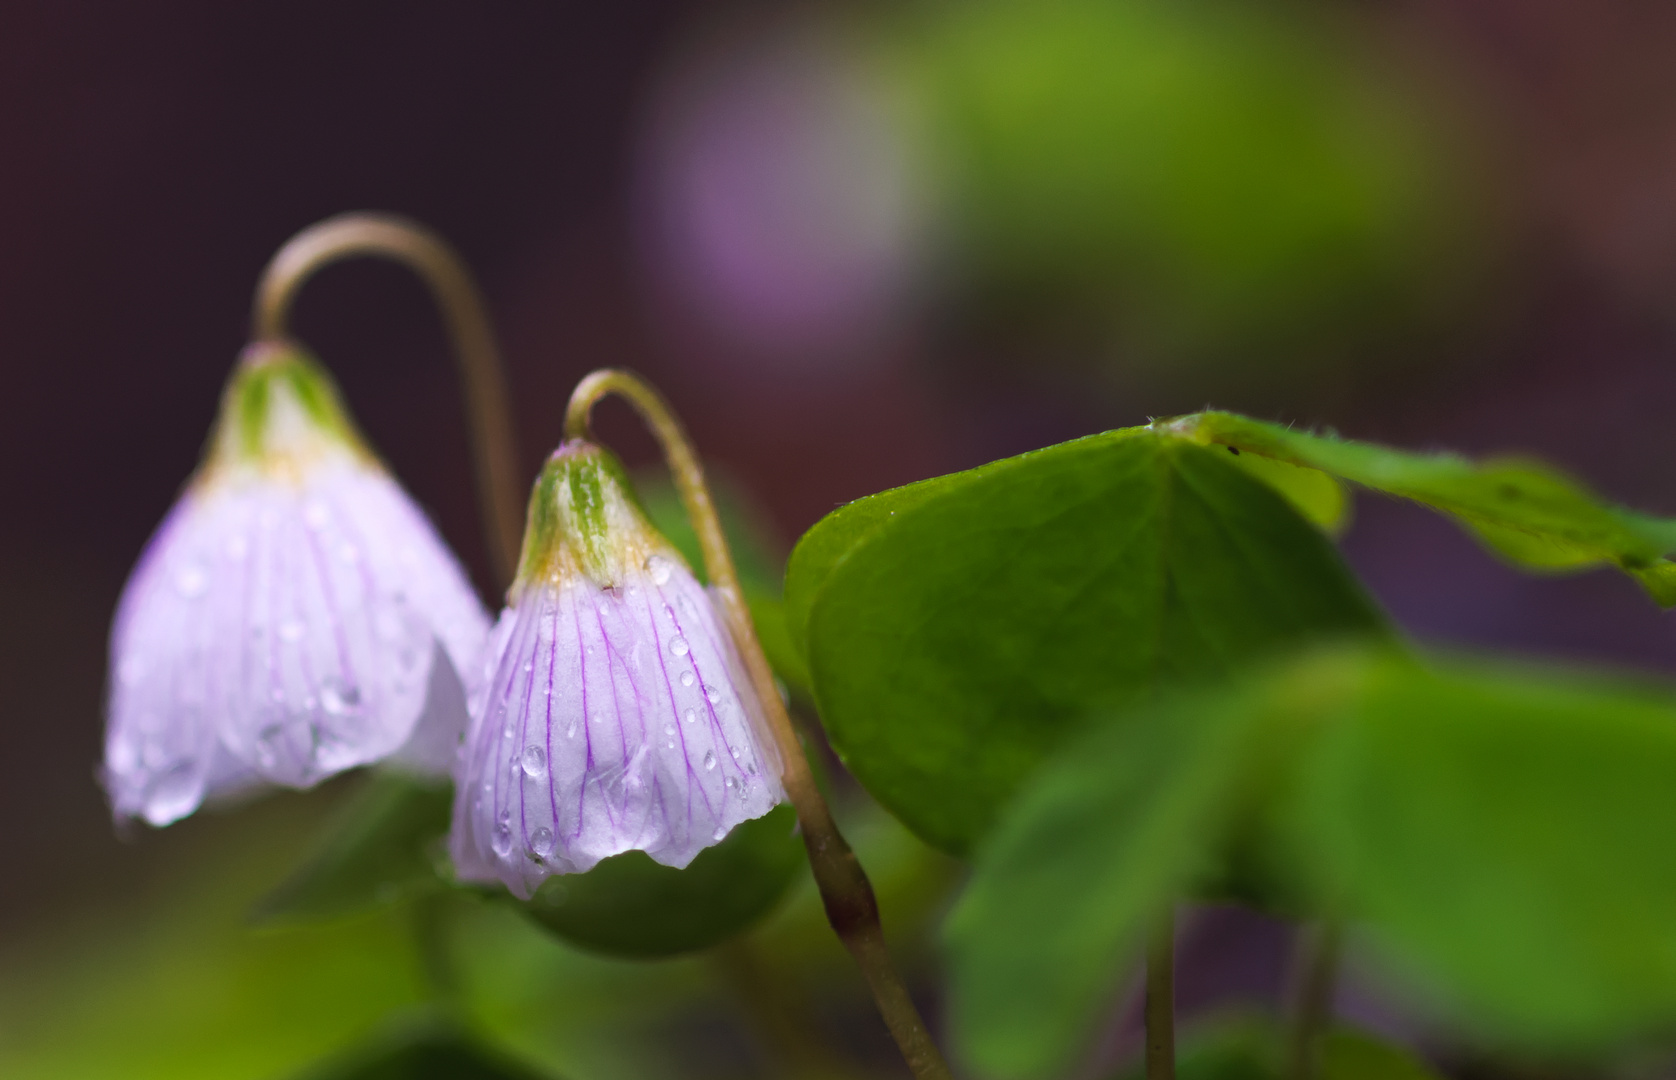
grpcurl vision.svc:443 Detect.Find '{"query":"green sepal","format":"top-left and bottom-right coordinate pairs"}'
top-left (208, 342), bottom-right (369, 468)
top-left (517, 441), bottom-right (670, 589)
top-left (513, 804), bottom-right (804, 958)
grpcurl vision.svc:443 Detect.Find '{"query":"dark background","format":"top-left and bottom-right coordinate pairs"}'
top-left (7, 1), bottom-right (1676, 1074)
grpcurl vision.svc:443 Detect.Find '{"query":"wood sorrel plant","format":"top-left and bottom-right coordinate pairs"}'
top-left (106, 215), bottom-right (1676, 1080)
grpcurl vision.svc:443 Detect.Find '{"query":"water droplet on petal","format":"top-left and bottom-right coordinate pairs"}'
top-left (531, 827), bottom-right (554, 858)
top-left (725, 776), bottom-right (738, 791)
top-left (712, 826), bottom-right (727, 841)
top-left (320, 680), bottom-right (360, 716)
top-left (683, 708), bottom-right (696, 724)
top-left (705, 687), bottom-right (720, 704)
top-left (703, 750), bottom-right (716, 771)
top-left (645, 554), bottom-right (674, 586)
top-left (521, 745), bottom-right (547, 778)
top-left (174, 565), bottom-right (209, 599)
top-left (680, 671), bottom-right (694, 688)
top-left (567, 718), bottom-right (578, 738)
top-left (669, 637), bottom-right (689, 657)
top-left (492, 823), bottom-right (514, 857)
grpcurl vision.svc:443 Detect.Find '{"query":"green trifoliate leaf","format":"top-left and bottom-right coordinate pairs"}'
top-left (786, 425), bottom-right (1389, 855)
top-left (515, 804), bottom-right (803, 958)
top-left (251, 773), bottom-right (452, 926)
top-left (1165, 411), bottom-right (1676, 603)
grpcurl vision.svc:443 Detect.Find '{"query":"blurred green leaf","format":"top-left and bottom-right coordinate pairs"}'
top-left (1320, 1028), bottom-right (1441, 1080)
top-left (1170, 411), bottom-right (1676, 603)
top-left (910, 0), bottom-right (1488, 381)
top-left (946, 673), bottom-right (1274, 1078)
top-left (949, 642), bottom-right (1676, 1076)
top-left (1107, 1016), bottom-right (1440, 1080)
top-left (746, 592), bottom-right (813, 701)
top-left (1277, 655), bottom-right (1676, 1051)
top-left (293, 1022), bottom-right (554, 1079)
top-left (788, 425), bottom-right (1388, 854)
top-left (252, 773), bottom-right (452, 926)
top-left (516, 805), bottom-right (804, 958)
top-left (288, 1019), bottom-right (549, 1080)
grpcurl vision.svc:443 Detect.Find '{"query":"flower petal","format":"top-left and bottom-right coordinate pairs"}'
top-left (105, 458), bottom-right (488, 822)
top-left (453, 558), bottom-right (783, 898)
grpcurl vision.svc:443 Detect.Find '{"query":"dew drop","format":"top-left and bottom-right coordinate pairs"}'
top-left (705, 687), bottom-right (720, 704)
top-left (679, 671), bottom-right (694, 688)
top-left (712, 826), bottom-right (727, 841)
top-left (174, 565), bottom-right (209, 599)
top-left (669, 637), bottom-right (689, 657)
top-left (531, 827), bottom-right (555, 858)
top-left (645, 554), bottom-right (673, 586)
top-left (521, 745), bottom-right (547, 778)
top-left (683, 708), bottom-right (696, 725)
top-left (278, 618), bottom-right (305, 643)
top-left (666, 740), bottom-right (676, 749)
top-left (725, 776), bottom-right (737, 790)
top-left (491, 823), bottom-right (514, 857)
top-left (319, 680), bottom-right (360, 716)
top-left (703, 750), bottom-right (716, 771)
top-left (665, 724), bottom-right (676, 736)
top-left (567, 718), bottom-right (578, 738)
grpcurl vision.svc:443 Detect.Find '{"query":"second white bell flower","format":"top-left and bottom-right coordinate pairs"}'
top-left (105, 343), bottom-right (489, 826)
top-left (452, 441), bottom-right (784, 899)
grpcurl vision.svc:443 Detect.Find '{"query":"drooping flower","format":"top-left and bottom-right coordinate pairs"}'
top-left (105, 342), bottom-right (490, 826)
top-left (451, 441), bottom-right (783, 898)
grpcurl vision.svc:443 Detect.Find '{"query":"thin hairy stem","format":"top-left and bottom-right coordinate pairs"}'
top-left (1146, 911), bottom-right (1176, 1080)
top-left (253, 212), bottom-right (522, 592)
top-left (1287, 923), bottom-right (1341, 1080)
top-left (565, 369), bottom-right (953, 1080)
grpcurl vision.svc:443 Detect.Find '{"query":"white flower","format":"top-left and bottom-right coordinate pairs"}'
top-left (104, 343), bottom-right (490, 826)
top-left (451, 442), bottom-right (783, 898)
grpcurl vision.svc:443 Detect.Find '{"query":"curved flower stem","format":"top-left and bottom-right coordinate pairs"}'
top-left (252, 211), bottom-right (522, 593)
top-left (1145, 911), bottom-right (1176, 1080)
top-left (566, 369), bottom-right (954, 1080)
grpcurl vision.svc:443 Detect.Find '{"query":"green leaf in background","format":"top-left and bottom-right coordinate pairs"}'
top-left (253, 773), bottom-right (453, 926)
top-left (1276, 655), bottom-right (1676, 1051)
top-left (945, 678), bottom-right (1270, 1078)
top-left (909, 0), bottom-right (1490, 384)
top-left (949, 641), bottom-right (1676, 1077)
top-left (516, 805), bottom-right (804, 958)
top-left (946, 647), bottom-right (1370, 1079)
top-left (1106, 1017), bottom-right (1442, 1080)
top-left (788, 425), bottom-right (1388, 854)
top-left (1167, 411), bottom-right (1676, 603)
top-left (292, 1022), bottom-right (554, 1079)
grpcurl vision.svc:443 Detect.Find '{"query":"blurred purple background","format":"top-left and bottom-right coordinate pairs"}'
top-left (6, 0), bottom-right (1676, 1070)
